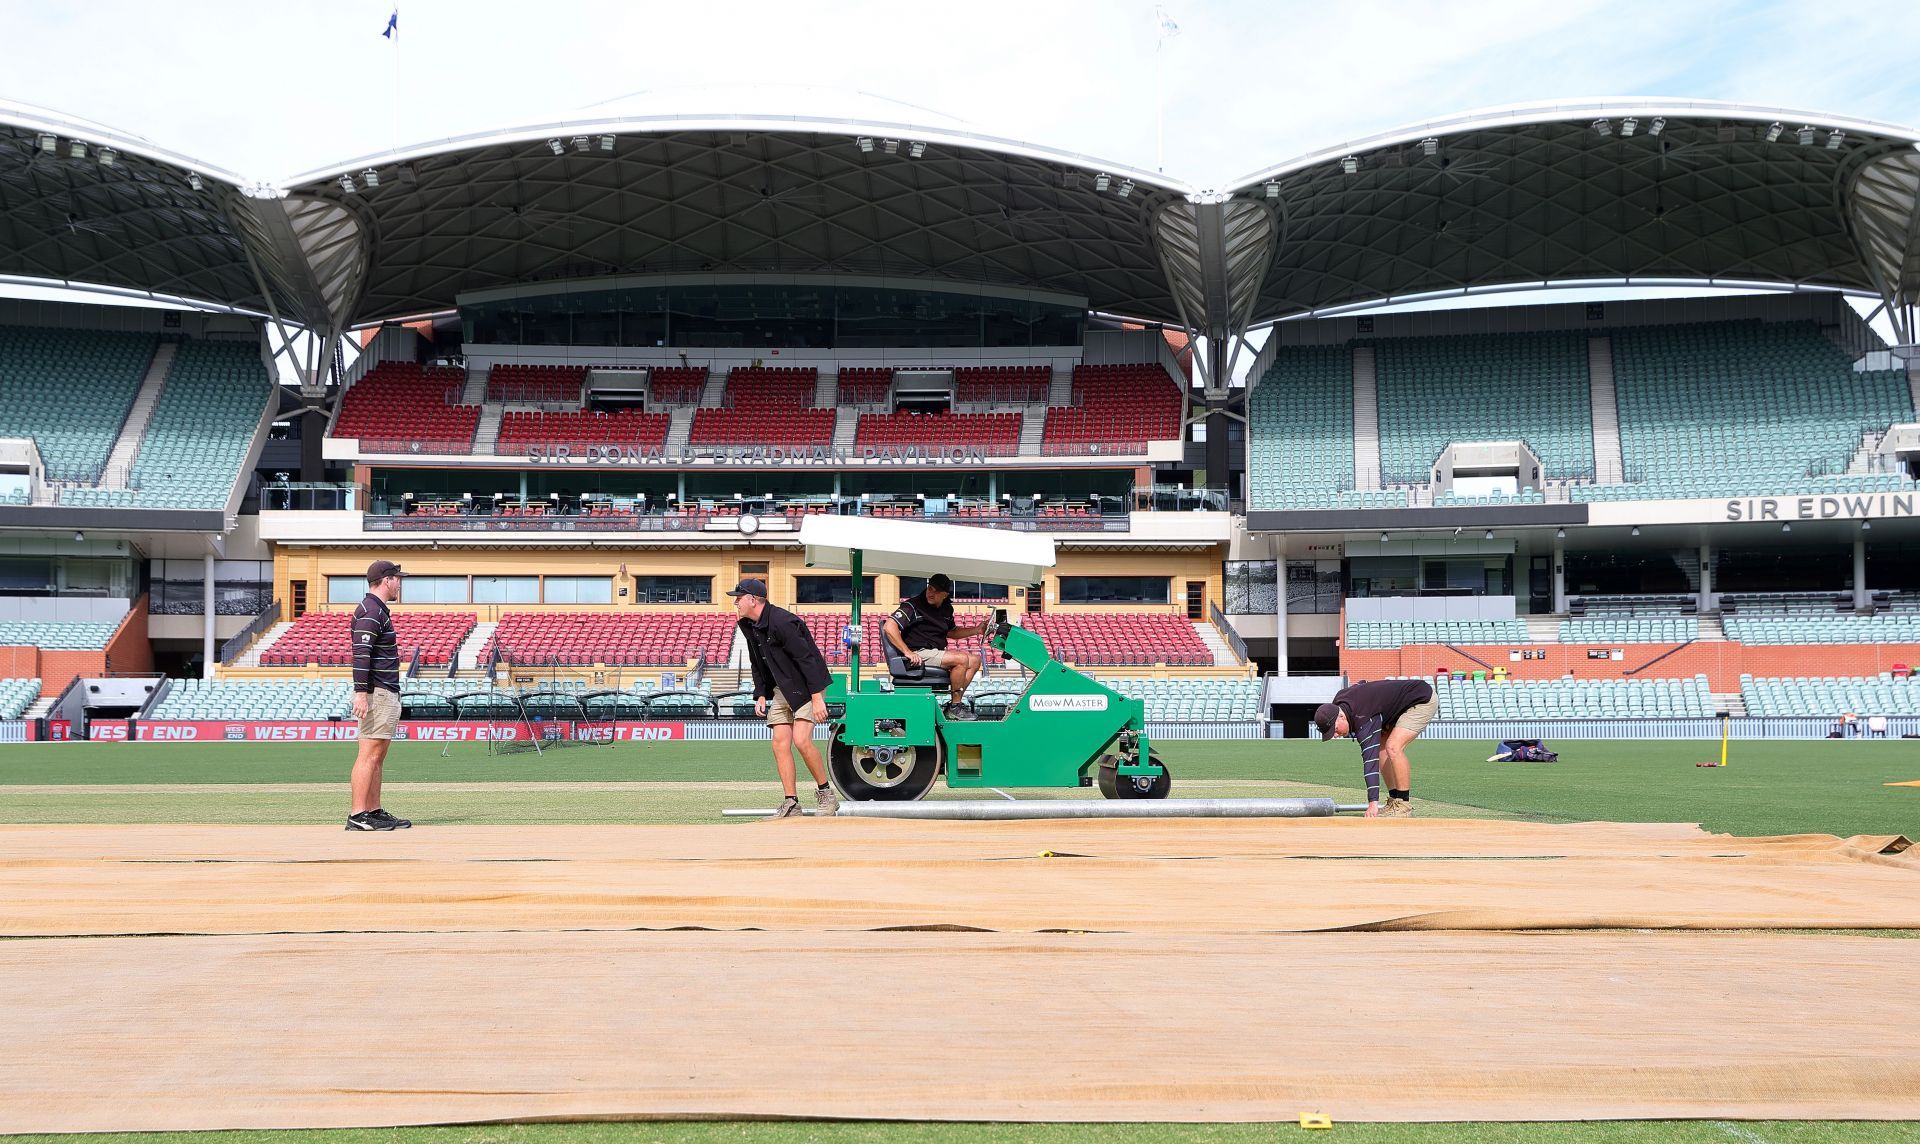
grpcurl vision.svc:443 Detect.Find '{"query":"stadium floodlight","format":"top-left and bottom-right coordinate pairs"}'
top-left (36, 132), bottom-right (56, 154)
top-left (572, 136), bottom-right (590, 153)
top-left (73, 531), bottom-right (84, 542)
top-left (187, 173), bottom-right (203, 191)
top-left (1484, 530), bottom-right (1494, 540)
top-left (1620, 117), bottom-right (1638, 137)
top-left (598, 134), bottom-right (615, 152)
top-left (362, 167), bottom-right (379, 188)
top-left (1264, 181), bottom-right (1280, 199)
top-left (1781, 522), bottom-right (1791, 533)
top-left (1796, 125), bottom-right (1816, 146)
top-left (1379, 532), bottom-right (1389, 543)
top-left (1117, 179), bottom-right (1135, 198)
top-left (1764, 121), bottom-right (1783, 142)
top-left (1556, 528), bottom-right (1566, 539)
top-left (883, 139), bottom-right (900, 154)
top-left (1340, 155), bottom-right (1359, 175)
top-left (68, 139), bottom-right (86, 159)
top-left (908, 140), bottom-right (926, 158)
top-left (857, 136), bottom-right (875, 153)
top-left (1631, 526), bottom-right (1640, 536)
top-left (1827, 129), bottom-right (1845, 150)
top-left (1862, 519), bottom-right (1871, 530)
top-left (338, 174), bottom-right (357, 194)
top-left (1420, 137), bottom-right (1439, 157)
top-left (1591, 118), bottom-right (1611, 136)
top-left (1647, 116), bottom-right (1666, 136)
top-left (547, 138), bottom-right (565, 155)
top-left (97, 147), bottom-right (117, 167)
top-left (1095, 173), bottom-right (1111, 191)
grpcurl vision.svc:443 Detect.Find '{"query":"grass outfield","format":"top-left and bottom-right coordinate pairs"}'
top-left (4, 738), bottom-right (1916, 1143)
top-left (0, 737), bottom-right (1914, 838)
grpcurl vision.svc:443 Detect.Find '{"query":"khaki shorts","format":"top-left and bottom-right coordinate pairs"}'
top-left (358, 688), bottom-right (401, 740)
top-left (1392, 696), bottom-right (1439, 738)
top-left (764, 693), bottom-right (819, 727)
top-left (914, 647), bottom-right (949, 669)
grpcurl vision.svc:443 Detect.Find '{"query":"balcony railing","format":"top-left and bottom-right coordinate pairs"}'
top-left (364, 506), bottom-right (1130, 533)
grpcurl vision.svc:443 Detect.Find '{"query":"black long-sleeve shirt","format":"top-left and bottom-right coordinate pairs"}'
top-left (350, 593), bottom-right (401, 695)
top-left (1331, 679), bottom-right (1434, 802)
top-left (739, 603), bottom-right (833, 707)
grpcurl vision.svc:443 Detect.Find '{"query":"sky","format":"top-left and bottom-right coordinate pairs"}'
top-left (4, 0), bottom-right (1916, 187)
top-left (1, 0), bottom-right (1917, 342)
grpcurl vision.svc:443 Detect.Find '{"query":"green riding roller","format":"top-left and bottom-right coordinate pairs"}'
top-left (799, 515), bottom-right (1169, 802)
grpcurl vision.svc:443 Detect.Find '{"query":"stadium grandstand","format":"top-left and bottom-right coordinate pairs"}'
top-left (2, 96), bottom-right (1919, 740)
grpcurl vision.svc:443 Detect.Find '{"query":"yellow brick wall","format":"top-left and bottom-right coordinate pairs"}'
top-left (273, 545), bottom-right (1225, 619)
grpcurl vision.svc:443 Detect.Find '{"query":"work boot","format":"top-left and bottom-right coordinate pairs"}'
top-left (944, 702), bottom-right (976, 721)
top-left (764, 797), bottom-right (804, 821)
top-left (814, 785), bottom-right (840, 817)
top-left (1379, 797), bottom-right (1414, 819)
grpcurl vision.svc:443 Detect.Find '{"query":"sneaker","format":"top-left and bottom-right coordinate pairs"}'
top-left (764, 797), bottom-right (804, 820)
top-left (1379, 797), bottom-right (1414, 819)
top-left (368, 808), bottom-right (412, 829)
top-left (814, 786), bottom-right (840, 817)
top-left (944, 703), bottom-right (977, 721)
top-left (345, 811), bottom-right (399, 832)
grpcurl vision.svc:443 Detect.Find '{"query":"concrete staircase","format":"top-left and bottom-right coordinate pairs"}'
top-left (456, 621), bottom-right (498, 671)
top-left (233, 622), bottom-right (295, 667)
top-left (1696, 614), bottom-right (1727, 642)
top-left (23, 695), bottom-right (59, 721)
top-left (1048, 365), bottom-right (1074, 407)
top-left (813, 371), bottom-right (837, 409)
top-left (1587, 336), bottom-right (1624, 483)
top-left (1193, 619), bottom-right (1242, 667)
top-left (460, 368), bottom-right (488, 405)
top-left (474, 404), bottom-right (505, 455)
top-left (1845, 429), bottom-right (1885, 475)
top-left (1908, 366), bottom-right (1920, 419)
top-left (1524, 614), bottom-right (1564, 644)
top-left (701, 369), bottom-right (728, 407)
top-left (1017, 406), bottom-right (1047, 455)
top-left (834, 407), bottom-right (860, 451)
top-left (667, 406), bottom-right (696, 452)
top-left (1711, 691), bottom-right (1748, 718)
top-left (1351, 346), bottom-right (1380, 490)
top-left (100, 342), bottom-right (177, 490)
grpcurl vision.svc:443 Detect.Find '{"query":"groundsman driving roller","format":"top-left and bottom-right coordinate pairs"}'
top-left (800, 515), bottom-right (1169, 801)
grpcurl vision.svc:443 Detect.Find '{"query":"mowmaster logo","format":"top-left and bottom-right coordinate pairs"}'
top-left (1028, 694), bottom-right (1108, 713)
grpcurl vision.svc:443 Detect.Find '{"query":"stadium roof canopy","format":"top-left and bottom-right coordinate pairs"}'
top-left (1228, 99), bottom-right (1920, 337)
top-left (0, 99), bottom-right (269, 314)
top-left (3, 95), bottom-right (1918, 359)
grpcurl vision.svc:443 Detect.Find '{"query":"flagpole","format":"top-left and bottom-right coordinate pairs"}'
top-left (1155, 35), bottom-right (1164, 173)
top-left (391, 9), bottom-right (400, 153)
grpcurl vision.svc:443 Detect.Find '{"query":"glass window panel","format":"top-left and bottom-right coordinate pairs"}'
top-left (474, 576), bottom-right (539, 604)
top-left (794, 576), bottom-right (877, 605)
top-left (1057, 576), bottom-right (1169, 604)
top-left (627, 576), bottom-right (706, 604)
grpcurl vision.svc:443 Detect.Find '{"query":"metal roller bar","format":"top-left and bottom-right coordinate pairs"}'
top-left (722, 798), bottom-right (1361, 820)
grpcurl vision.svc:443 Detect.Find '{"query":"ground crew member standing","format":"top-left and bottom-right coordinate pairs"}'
top-left (346, 559), bottom-right (411, 831)
top-left (731, 578), bottom-right (838, 819)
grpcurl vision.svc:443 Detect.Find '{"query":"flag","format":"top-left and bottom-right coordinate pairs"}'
top-left (382, 7), bottom-right (398, 38)
top-left (1154, 6), bottom-right (1179, 41)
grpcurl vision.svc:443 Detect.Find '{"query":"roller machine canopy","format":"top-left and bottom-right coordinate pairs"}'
top-left (798, 515), bottom-right (1055, 586)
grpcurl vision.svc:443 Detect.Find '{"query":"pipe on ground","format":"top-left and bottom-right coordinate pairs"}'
top-left (723, 798), bottom-right (1359, 820)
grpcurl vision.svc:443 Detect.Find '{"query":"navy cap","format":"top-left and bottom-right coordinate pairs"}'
top-left (727, 578), bottom-right (769, 598)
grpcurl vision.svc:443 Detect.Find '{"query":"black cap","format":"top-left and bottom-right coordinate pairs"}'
top-left (1312, 703), bottom-right (1342, 741)
top-left (367, 559), bottom-right (405, 584)
top-left (927, 573), bottom-right (954, 592)
top-left (726, 578), bottom-right (769, 598)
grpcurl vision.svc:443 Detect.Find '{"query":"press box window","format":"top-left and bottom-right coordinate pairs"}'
top-left (1057, 576), bottom-right (1170, 604)
top-left (546, 576), bottom-right (617, 604)
top-left (795, 576), bottom-right (877, 605)
top-left (627, 576), bottom-right (708, 604)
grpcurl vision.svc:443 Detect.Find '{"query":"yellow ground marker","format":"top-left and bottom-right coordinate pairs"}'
top-left (1886, 781), bottom-right (1920, 788)
top-left (1299, 1113), bottom-right (1334, 1129)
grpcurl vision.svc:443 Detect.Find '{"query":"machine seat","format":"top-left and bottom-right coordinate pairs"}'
top-left (884, 643), bottom-right (952, 688)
